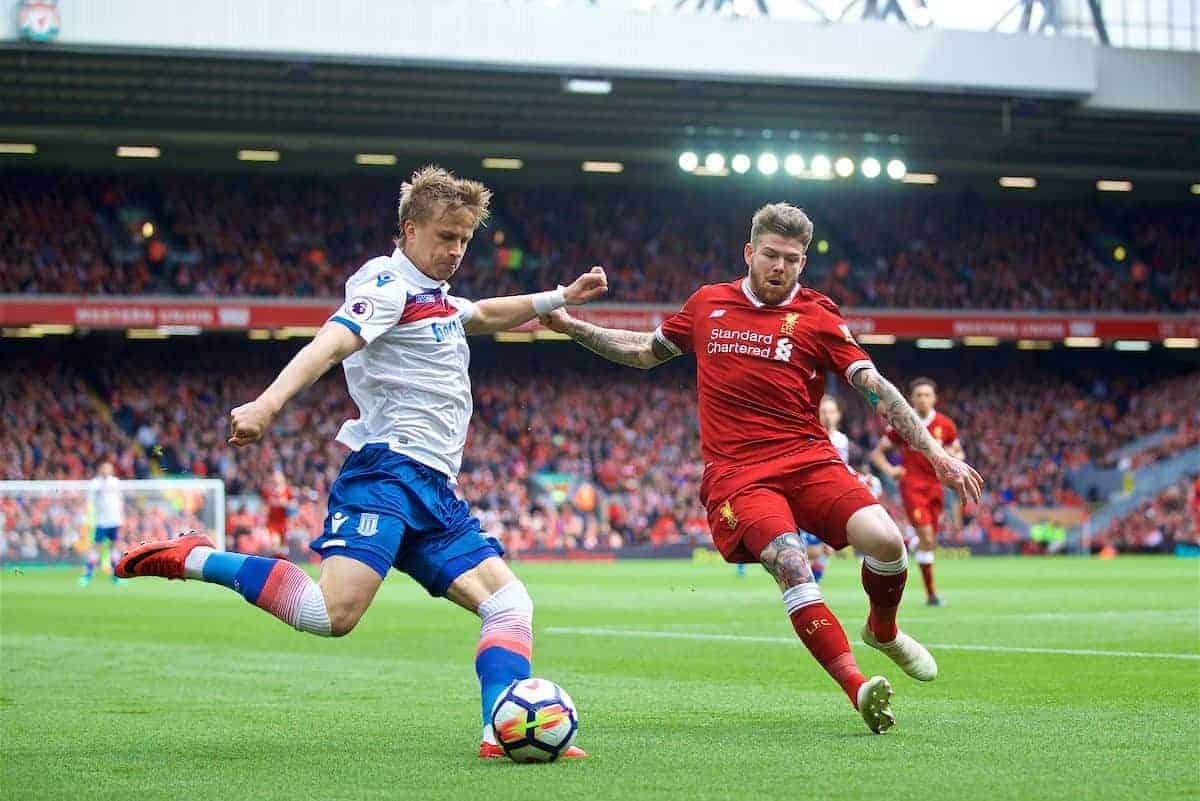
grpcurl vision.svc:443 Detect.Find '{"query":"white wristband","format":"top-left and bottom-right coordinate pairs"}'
top-left (531, 285), bottom-right (567, 315)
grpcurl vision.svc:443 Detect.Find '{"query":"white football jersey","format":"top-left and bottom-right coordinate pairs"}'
top-left (329, 248), bottom-right (477, 481)
top-left (90, 475), bottom-right (123, 528)
top-left (860, 471), bottom-right (883, 499)
top-left (829, 429), bottom-right (850, 465)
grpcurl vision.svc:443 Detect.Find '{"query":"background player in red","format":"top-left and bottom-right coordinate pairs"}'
top-left (870, 378), bottom-right (965, 606)
top-left (260, 469), bottom-right (295, 558)
top-left (541, 202), bottom-right (983, 734)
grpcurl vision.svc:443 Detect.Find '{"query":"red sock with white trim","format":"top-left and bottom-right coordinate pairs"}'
top-left (783, 583), bottom-right (867, 707)
top-left (916, 550), bottom-right (936, 597)
top-left (861, 553), bottom-right (908, 643)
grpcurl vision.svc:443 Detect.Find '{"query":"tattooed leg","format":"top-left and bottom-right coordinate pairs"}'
top-left (759, 532), bottom-right (815, 591)
top-left (763, 532), bottom-right (870, 710)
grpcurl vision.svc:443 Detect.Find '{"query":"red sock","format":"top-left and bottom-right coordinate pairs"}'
top-left (919, 562), bottom-right (936, 597)
top-left (789, 602), bottom-right (866, 707)
top-left (861, 558), bottom-right (907, 643)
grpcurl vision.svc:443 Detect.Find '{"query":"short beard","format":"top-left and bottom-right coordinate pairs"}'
top-left (749, 272), bottom-right (797, 305)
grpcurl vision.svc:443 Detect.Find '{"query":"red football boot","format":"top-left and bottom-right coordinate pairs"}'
top-left (478, 742), bottom-right (588, 760)
top-left (477, 741), bottom-right (506, 759)
top-left (115, 534), bottom-right (214, 580)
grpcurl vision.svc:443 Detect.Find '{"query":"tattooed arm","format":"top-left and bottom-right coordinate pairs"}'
top-left (538, 308), bottom-right (678, 370)
top-left (849, 366), bottom-right (984, 502)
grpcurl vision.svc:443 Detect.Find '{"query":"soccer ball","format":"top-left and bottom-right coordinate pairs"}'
top-left (490, 677), bottom-right (578, 763)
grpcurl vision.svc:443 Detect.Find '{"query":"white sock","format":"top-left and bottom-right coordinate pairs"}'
top-left (864, 552), bottom-right (909, 576)
top-left (184, 546), bottom-right (214, 579)
top-left (294, 583), bottom-right (332, 636)
top-left (781, 582), bottom-right (823, 615)
top-left (915, 550), bottom-right (935, 565)
top-left (482, 723), bottom-right (497, 745)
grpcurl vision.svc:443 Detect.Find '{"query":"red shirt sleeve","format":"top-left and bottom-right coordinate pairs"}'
top-left (814, 304), bottom-right (874, 382)
top-left (654, 289), bottom-right (703, 355)
top-left (885, 427), bottom-right (903, 446)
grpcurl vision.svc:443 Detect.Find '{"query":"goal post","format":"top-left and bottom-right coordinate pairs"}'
top-left (0, 479), bottom-right (226, 564)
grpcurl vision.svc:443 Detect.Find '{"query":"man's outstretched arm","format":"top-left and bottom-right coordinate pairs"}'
top-left (228, 321), bottom-right (362, 446)
top-left (463, 266), bottom-right (608, 335)
top-left (849, 365), bottom-right (984, 502)
top-left (539, 308), bottom-right (678, 370)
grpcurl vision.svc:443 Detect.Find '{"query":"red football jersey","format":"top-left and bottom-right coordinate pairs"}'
top-left (886, 411), bottom-right (959, 487)
top-left (261, 484), bottom-right (294, 532)
top-left (656, 279), bottom-right (874, 468)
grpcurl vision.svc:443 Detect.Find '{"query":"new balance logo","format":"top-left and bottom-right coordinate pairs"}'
top-left (330, 512), bottom-right (348, 533)
top-left (709, 309), bottom-right (726, 318)
top-left (773, 337), bottom-right (793, 362)
top-left (357, 513), bottom-right (379, 537)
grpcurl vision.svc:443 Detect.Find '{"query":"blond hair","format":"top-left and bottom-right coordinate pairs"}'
top-left (750, 202), bottom-right (814, 248)
top-left (395, 165), bottom-right (492, 246)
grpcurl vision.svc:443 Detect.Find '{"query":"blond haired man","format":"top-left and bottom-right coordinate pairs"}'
top-left (117, 166), bottom-right (606, 759)
top-left (542, 202), bottom-right (983, 734)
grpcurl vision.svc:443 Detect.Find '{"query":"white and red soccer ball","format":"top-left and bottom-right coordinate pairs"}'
top-left (490, 678), bottom-right (578, 763)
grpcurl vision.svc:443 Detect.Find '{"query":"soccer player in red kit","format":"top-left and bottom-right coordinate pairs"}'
top-left (260, 469), bottom-right (295, 557)
top-left (870, 378), bottom-right (964, 606)
top-left (540, 202), bottom-right (983, 734)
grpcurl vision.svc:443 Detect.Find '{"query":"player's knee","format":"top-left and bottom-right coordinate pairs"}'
top-left (327, 606), bottom-right (362, 637)
top-left (322, 592), bottom-right (369, 637)
top-left (847, 505), bottom-right (905, 561)
top-left (759, 533), bottom-right (815, 588)
top-left (872, 519), bottom-right (906, 562)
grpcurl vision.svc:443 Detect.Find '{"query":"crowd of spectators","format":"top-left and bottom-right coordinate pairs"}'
top-left (3, 337), bottom-right (1198, 561)
top-left (808, 199), bottom-right (1199, 312)
top-left (2, 172), bottom-right (1197, 313)
top-left (1095, 475), bottom-right (1200, 552)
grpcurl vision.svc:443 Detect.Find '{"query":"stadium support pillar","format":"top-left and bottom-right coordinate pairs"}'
top-left (674, 0), bottom-right (770, 15)
top-left (994, 0), bottom-right (1061, 35)
top-left (845, 0), bottom-right (911, 23)
top-left (1087, 0), bottom-right (1110, 45)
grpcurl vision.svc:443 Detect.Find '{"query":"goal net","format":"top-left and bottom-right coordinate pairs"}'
top-left (0, 479), bottom-right (225, 564)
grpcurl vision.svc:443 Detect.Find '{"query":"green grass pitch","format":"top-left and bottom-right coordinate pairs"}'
top-left (2, 556), bottom-right (1197, 801)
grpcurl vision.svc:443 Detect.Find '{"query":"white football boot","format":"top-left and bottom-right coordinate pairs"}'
top-left (856, 675), bottom-right (895, 734)
top-left (861, 625), bottom-right (939, 682)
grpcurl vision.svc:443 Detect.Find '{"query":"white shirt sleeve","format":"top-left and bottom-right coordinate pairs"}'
top-left (328, 263), bottom-right (406, 345)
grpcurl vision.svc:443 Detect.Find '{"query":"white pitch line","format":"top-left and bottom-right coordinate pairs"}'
top-left (545, 626), bottom-right (1200, 661)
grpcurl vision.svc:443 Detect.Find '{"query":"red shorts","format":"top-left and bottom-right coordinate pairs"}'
top-left (267, 510), bottom-right (287, 538)
top-left (701, 452), bottom-right (879, 564)
top-left (900, 482), bottom-right (944, 531)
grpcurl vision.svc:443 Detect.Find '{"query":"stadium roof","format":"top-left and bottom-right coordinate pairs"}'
top-left (2, 45), bottom-right (1197, 183)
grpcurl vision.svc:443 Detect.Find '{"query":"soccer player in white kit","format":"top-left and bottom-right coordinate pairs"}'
top-left (117, 166), bottom-right (607, 759)
top-left (81, 461), bottom-right (123, 586)
top-left (805, 395), bottom-right (851, 581)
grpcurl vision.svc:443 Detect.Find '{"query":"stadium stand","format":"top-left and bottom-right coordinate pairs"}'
top-left (2, 172), bottom-right (1197, 311)
top-left (3, 338), bottom-right (1196, 561)
top-left (1095, 474), bottom-right (1200, 552)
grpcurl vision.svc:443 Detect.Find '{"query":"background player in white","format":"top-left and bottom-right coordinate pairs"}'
top-left (807, 395), bottom-right (851, 582)
top-left (737, 394), bottom-right (848, 580)
top-left (80, 461), bottom-right (123, 586)
top-left (116, 166), bottom-right (607, 759)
